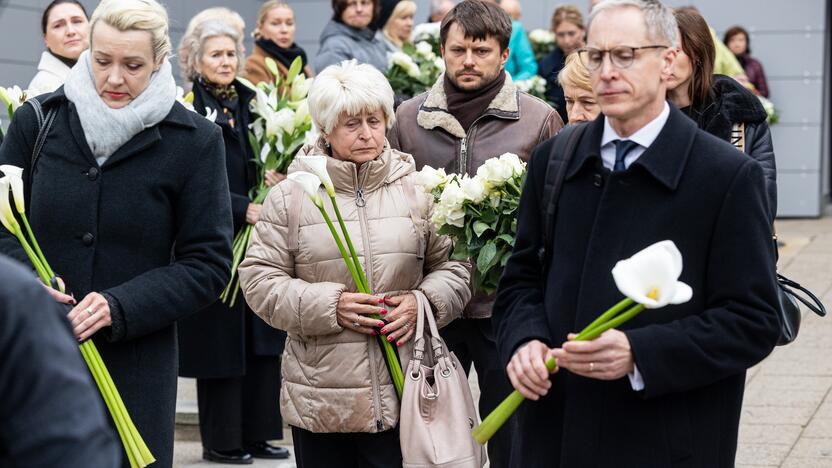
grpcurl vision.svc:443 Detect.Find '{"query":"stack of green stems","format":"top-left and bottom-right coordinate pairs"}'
top-left (221, 189), bottom-right (269, 306)
top-left (15, 212), bottom-right (155, 467)
top-left (471, 296), bottom-right (647, 445)
top-left (320, 195), bottom-right (405, 398)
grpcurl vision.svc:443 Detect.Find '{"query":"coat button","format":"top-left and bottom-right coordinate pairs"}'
top-left (87, 167), bottom-right (99, 181)
top-left (82, 232), bottom-right (94, 246)
top-left (593, 173), bottom-right (603, 187)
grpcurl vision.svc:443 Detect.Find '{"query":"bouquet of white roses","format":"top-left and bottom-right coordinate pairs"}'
top-left (413, 22), bottom-right (441, 56)
top-left (528, 28), bottom-right (556, 62)
top-left (416, 153), bottom-right (525, 295)
top-left (758, 95), bottom-right (779, 125)
top-left (386, 41), bottom-right (445, 97)
top-left (220, 56), bottom-right (314, 306)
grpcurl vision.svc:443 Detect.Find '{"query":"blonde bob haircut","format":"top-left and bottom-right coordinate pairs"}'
top-left (557, 52), bottom-right (591, 92)
top-left (307, 60), bottom-right (395, 135)
top-left (383, 1), bottom-right (417, 47)
top-left (253, 1), bottom-right (294, 39)
top-left (90, 0), bottom-right (171, 61)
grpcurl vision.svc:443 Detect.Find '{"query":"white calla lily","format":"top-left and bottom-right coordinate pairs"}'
top-left (612, 240), bottom-right (693, 309)
top-left (291, 75), bottom-right (312, 101)
top-left (0, 165), bottom-right (25, 213)
top-left (296, 155), bottom-right (334, 196)
top-left (287, 171), bottom-right (323, 207)
top-left (260, 142), bottom-right (272, 164)
top-left (294, 100), bottom-right (310, 128)
top-left (0, 177), bottom-right (20, 234)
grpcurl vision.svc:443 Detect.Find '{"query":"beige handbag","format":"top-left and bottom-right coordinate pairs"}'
top-left (399, 291), bottom-right (485, 468)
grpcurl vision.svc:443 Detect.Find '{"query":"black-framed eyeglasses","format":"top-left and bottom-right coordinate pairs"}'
top-left (577, 45), bottom-right (668, 71)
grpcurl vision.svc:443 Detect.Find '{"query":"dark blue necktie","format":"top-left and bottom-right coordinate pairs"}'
top-left (612, 139), bottom-right (639, 172)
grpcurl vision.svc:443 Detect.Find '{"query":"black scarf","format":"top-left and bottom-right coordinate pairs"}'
top-left (197, 77), bottom-right (239, 128)
top-left (48, 49), bottom-right (77, 68)
top-left (256, 38), bottom-right (308, 72)
top-left (443, 71), bottom-right (507, 133)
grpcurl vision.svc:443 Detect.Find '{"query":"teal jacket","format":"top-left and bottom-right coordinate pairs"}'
top-left (506, 21), bottom-right (537, 81)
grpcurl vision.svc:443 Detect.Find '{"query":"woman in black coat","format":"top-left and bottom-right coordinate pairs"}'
top-left (0, 1), bottom-right (232, 467)
top-left (667, 7), bottom-right (777, 221)
top-left (175, 18), bottom-right (288, 464)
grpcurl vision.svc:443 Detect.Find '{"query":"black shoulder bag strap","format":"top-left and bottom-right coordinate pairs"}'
top-left (23, 98), bottom-right (58, 207)
top-left (537, 123), bottom-right (587, 275)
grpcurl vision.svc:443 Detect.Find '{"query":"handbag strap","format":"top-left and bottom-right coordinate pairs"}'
top-left (778, 273), bottom-right (827, 317)
top-left (410, 290), bottom-right (450, 373)
top-left (23, 98), bottom-right (57, 208)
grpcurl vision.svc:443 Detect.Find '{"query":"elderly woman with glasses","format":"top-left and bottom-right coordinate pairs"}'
top-left (0, 1), bottom-right (232, 466)
top-left (239, 60), bottom-right (471, 467)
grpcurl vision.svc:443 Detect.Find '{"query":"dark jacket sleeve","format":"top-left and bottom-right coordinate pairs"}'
top-left (492, 142), bottom-right (556, 365)
top-left (625, 158), bottom-right (780, 399)
top-left (103, 125), bottom-right (233, 341)
top-left (745, 121), bottom-right (777, 222)
top-left (0, 103), bottom-right (37, 265)
top-left (0, 257), bottom-right (120, 468)
top-left (230, 192), bottom-right (250, 230)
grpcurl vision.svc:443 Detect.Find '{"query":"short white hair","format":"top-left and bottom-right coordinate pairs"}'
top-left (307, 60), bottom-right (395, 135)
top-left (588, 0), bottom-right (677, 46)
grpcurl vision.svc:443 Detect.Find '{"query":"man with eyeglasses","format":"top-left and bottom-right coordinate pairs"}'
top-left (492, 0), bottom-right (780, 465)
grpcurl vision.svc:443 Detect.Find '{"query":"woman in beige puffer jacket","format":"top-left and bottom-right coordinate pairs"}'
top-left (238, 60), bottom-right (470, 466)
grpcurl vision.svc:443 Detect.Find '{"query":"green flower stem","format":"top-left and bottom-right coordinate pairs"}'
top-left (78, 342), bottom-right (136, 468)
top-left (330, 195), bottom-right (369, 292)
top-left (318, 205), bottom-right (364, 292)
top-left (472, 300), bottom-right (645, 445)
top-left (19, 212), bottom-right (54, 278)
top-left (576, 297), bottom-right (634, 341)
top-left (86, 340), bottom-right (155, 466)
top-left (317, 202), bottom-right (404, 398)
top-left (577, 303), bottom-right (645, 341)
top-left (14, 230), bottom-right (49, 284)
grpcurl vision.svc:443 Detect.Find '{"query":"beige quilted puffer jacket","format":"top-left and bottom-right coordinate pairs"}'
top-left (238, 141), bottom-right (471, 434)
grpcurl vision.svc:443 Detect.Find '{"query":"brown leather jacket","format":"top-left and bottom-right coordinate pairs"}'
top-left (388, 74), bottom-right (564, 318)
top-left (242, 45), bottom-right (314, 86)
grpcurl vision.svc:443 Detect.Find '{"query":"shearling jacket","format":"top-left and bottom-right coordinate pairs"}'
top-left (238, 142), bottom-right (471, 433)
top-left (388, 74), bottom-right (563, 318)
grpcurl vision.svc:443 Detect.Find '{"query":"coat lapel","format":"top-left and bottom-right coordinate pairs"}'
top-left (66, 103), bottom-right (97, 166)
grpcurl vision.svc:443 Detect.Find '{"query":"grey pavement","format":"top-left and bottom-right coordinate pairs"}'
top-left (174, 208), bottom-right (832, 468)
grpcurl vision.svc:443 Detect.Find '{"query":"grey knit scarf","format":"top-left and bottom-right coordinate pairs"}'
top-left (64, 50), bottom-right (176, 164)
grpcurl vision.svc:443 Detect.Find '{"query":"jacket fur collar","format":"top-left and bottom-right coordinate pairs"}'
top-left (416, 73), bottom-right (520, 139)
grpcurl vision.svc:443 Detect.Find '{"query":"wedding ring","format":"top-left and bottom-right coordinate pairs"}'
top-left (85, 307), bottom-right (94, 317)
top-left (353, 321), bottom-right (361, 329)
top-left (589, 362), bottom-right (595, 372)
top-left (403, 322), bottom-right (410, 331)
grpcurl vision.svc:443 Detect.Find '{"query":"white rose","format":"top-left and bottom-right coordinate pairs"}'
top-left (460, 176), bottom-right (487, 203)
top-left (477, 158), bottom-right (513, 187)
top-left (529, 29), bottom-right (555, 45)
top-left (431, 203), bottom-right (448, 227)
top-left (415, 166), bottom-right (448, 193)
top-left (498, 152), bottom-right (525, 176)
top-left (439, 181), bottom-right (466, 210)
top-left (415, 41), bottom-right (436, 60)
top-left (434, 58), bottom-right (446, 72)
top-left (390, 52), bottom-right (421, 78)
top-left (514, 79), bottom-right (531, 93)
top-left (445, 206), bottom-right (466, 228)
top-left (413, 22), bottom-right (440, 41)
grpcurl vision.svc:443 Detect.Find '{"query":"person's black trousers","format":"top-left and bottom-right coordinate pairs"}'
top-left (441, 317), bottom-right (515, 468)
top-left (196, 355), bottom-right (283, 451)
top-left (291, 426), bottom-right (402, 468)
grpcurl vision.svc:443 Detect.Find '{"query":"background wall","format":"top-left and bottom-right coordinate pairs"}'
top-left (0, 0), bottom-right (828, 216)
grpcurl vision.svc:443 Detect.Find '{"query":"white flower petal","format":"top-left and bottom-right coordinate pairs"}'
top-left (296, 155), bottom-right (334, 196)
top-left (287, 171), bottom-right (323, 206)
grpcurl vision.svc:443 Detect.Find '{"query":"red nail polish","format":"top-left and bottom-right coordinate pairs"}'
top-left (377, 298), bottom-right (385, 304)
top-left (397, 341), bottom-right (402, 347)
top-left (387, 336), bottom-right (394, 342)
top-left (380, 329), bottom-right (387, 335)
top-left (377, 321), bottom-right (385, 327)
top-left (371, 330), bottom-right (377, 335)
top-left (380, 309), bottom-right (387, 315)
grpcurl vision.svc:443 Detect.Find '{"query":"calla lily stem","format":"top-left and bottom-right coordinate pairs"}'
top-left (20, 212), bottom-right (54, 278)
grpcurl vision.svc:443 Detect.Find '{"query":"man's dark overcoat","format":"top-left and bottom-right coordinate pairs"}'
top-left (493, 106), bottom-right (781, 467)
